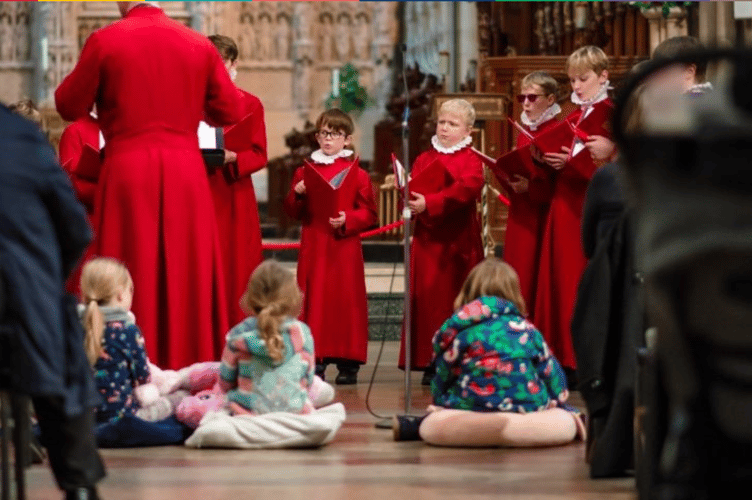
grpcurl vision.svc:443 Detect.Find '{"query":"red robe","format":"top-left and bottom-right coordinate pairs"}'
top-left (503, 116), bottom-right (558, 322)
top-left (399, 144), bottom-right (485, 370)
top-left (283, 156), bottom-right (377, 364)
top-left (533, 98), bottom-right (613, 370)
top-left (209, 89), bottom-right (267, 332)
top-left (58, 114), bottom-right (101, 295)
top-left (55, 5), bottom-right (243, 370)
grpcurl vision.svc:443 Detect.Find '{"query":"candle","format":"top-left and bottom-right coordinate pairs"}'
top-left (332, 68), bottom-right (340, 98)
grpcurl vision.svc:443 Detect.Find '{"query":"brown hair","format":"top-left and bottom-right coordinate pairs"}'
top-left (208, 34), bottom-right (239, 63)
top-left (315, 108), bottom-right (354, 136)
top-left (239, 260), bottom-right (302, 362)
top-left (652, 36), bottom-right (706, 82)
top-left (454, 258), bottom-right (527, 316)
top-left (521, 71), bottom-right (559, 98)
top-left (566, 45), bottom-right (609, 75)
top-left (9, 99), bottom-right (42, 126)
top-left (80, 258), bottom-right (133, 365)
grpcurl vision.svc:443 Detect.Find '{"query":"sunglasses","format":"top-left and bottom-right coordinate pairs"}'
top-left (516, 93), bottom-right (545, 103)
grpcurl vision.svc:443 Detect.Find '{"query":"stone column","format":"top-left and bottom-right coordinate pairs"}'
top-left (292, 2), bottom-right (314, 119)
top-left (641, 5), bottom-right (689, 54)
top-left (30, 2), bottom-right (50, 105)
top-left (699, 1), bottom-right (735, 47)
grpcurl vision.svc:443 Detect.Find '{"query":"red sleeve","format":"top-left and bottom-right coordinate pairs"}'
top-left (229, 102), bottom-right (268, 180)
top-left (421, 155), bottom-right (484, 224)
top-left (283, 167), bottom-right (307, 221)
top-left (204, 49), bottom-right (244, 126)
top-left (341, 169), bottom-right (378, 237)
top-left (55, 34), bottom-right (102, 122)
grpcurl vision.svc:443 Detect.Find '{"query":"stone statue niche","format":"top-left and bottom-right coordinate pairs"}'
top-left (238, 12), bottom-right (256, 62)
top-left (275, 14), bottom-right (291, 61)
top-left (0, 12), bottom-right (15, 63)
top-left (353, 13), bottom-right (371, 61)
top-left (334, 13), bottom-right (351, 62)
top-left (319, 13), bottom-right (334, 62)
top-left (257, 13), bottom-right (273, 62)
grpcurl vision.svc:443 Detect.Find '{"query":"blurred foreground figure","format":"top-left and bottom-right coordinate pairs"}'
top-left (616, 49), bottom-right (752, 500)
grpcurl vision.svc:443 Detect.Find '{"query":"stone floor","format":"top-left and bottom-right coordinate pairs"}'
top-left (24, 342), bottom-right (636, 500)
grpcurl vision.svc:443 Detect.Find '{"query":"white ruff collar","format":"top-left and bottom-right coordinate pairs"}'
top-left (688, 82), bottom-right (713, 94)
top-left (310, 149), bottom-right (353, 165)
top-left (90, 110), bottom-right (97, 120)
top-left (521, 103), bottom-right (561, 131)
top-left (571, 81), bottom-right (610, 108)
top-left (431, 135), bottom-right (472, 154)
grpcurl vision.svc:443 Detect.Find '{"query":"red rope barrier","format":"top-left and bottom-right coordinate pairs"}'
top-left (262, 219), bottom-right (406, 251)
top-left (497, 193), bottom-right (511, 207)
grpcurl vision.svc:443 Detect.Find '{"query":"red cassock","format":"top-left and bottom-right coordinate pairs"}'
top-left (533, 98), bottom-right (613, 370)
top-left (283, 156), bottom-right (377, 364)
top-left (208, 89), bottom-right (267, 332)
top-left (55, 5), bottom-right (243, 369)
top-left (399, 144), bottom-right (485, 370)
top-left (58, 114), bottom-right (101, 295)
top-left (503, 117), bottom-right (558, 322)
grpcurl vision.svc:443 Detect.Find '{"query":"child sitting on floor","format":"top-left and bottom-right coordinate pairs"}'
top-left (394, 258), bottom-right (586, 447)
top-left (176, 260), bottom-right (335, 428)
top-left (80, 257), bottom-right (154, 424)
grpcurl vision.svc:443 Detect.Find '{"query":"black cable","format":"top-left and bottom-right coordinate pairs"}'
top-left (364, 259), bottom-right (400, 421)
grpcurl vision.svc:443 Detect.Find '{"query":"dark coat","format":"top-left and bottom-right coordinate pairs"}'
top-left (571, 161), bottom-right (645, 478)
top-left (0, 104), bottom-right (96, 417)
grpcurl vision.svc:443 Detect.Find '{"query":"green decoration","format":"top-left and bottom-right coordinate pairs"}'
top-left (629, 2), bottom-right (693, 18)
top-left (325, 63), bottom-right (375, 116)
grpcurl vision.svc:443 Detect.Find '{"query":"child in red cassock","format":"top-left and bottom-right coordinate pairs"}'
top-left (283, 109), bottom-right (377, 385)
top-left (538, 46), bottom-right (614, 372)
top-left (398, 99), bottom-right (485, 385)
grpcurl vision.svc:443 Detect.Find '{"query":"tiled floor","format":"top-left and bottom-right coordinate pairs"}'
top-left (24, 342), bottom-right (636, 500)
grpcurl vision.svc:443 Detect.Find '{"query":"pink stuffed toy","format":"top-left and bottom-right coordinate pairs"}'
top-left (176, 386), bottom-right (226, 429)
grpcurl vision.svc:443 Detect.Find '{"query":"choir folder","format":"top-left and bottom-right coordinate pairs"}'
top-left (198, 121), bottom-right (225, 168)
top-left (390, 153), bottom-right (452, 195)
top-left (471, 146), bottom-right (535, 183)
top-left (223, 112), bottom-right (255, 153)
top-left (303, 160), bottom-right (359, 220)
top-left (63, 143), bottom-right (101, 181)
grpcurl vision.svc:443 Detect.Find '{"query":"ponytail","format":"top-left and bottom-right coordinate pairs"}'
top-left (256, 303), bottom-right (286, 362)
top-left (84, 300), bottom-right (105, 365)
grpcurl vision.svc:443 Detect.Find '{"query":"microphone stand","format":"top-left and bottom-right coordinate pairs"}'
top-left (375, 45), bottom-right (414, 429)
top-left (400, 43), bottom-right (413, 416)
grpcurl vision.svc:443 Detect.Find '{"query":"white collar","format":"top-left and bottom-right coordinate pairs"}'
top-left (688, 82), bottom-right (713, 94)
top-left (310, 148), bottom-right (353, 165)
top-left (520, 103), bottom-right (561, 131)
top-left (571, 81), bottom-right (610, 108)
top-left (431, 135), bottom-right (472, 154)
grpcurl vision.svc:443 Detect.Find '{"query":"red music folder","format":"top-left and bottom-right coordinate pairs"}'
top-left (408, 157), bottom-right (452, 196)
top-left (303, 160), bottom-right (359, 220)
top-left (74, 143), bottom-right (102, 181)
top-left (223, 112), bottom-right (256, 152)
top-left (532, 120), bottom-right (576, 155)
top-left (575, 102), bottom-right (613, 138)
top-left (390, 153), bottom-right (407, 189)
top-left (471, 146), bottom-right (534, 182)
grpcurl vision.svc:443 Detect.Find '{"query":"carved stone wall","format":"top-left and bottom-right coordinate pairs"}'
top-left (0, 2), bottom-right (33, 104)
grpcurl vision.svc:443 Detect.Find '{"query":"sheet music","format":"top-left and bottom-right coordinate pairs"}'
top-left (329, 167), bottom-right (351, 189)
top-left (393, 157), bottom-right (407, 188)
top-left (197, 121), bottom-right (218, 149)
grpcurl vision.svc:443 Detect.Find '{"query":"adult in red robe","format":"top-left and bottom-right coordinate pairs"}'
top-left (504, 106), bottom-right (559, 323)
top-left (208, 35), bottom-right (268, 334)
top-left (58, 112), bottom-right (101, 295)
top-left (55, 2), bottom-right (243, 369)
top-left (399, 135), bottom-right (485, 376)
top-left (284, 151), bottom-right (377, 383)
top-left (536, 89), bottom-right (613, 370)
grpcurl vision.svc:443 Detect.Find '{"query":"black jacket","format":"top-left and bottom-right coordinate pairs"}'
top-left (572, 162), bottom-right (645, 477)
top-left (0, 104), bottom-right (96, 416)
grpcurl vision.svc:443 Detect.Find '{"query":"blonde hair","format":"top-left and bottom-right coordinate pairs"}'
top-left (566, 45), bottom-right (609, 76)
top-left (439, 99), bottom-right (476, 128)
top-left (239, 260), bottom-right (302, 363)
top-left (80, 258), bottom-right (133, 366)
top-left (8, 99), bottom-right (42, 126)
top-left (521, 71), bottom-right (559, 97)
top-left (454, 258), bottom-right (527, 316)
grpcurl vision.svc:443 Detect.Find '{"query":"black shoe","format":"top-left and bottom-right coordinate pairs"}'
top-left (393, 415), bottom-right (426, 441)
top-left (315, 363), bottom-right (327, 381)
top-left (65, 487), bottom-right (100, 500)
top-left (421, 369), bottom-right (434, 386)
top-left (335, 369), bottom-right (358, 385)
